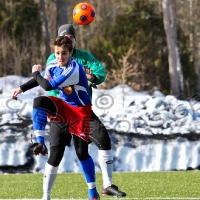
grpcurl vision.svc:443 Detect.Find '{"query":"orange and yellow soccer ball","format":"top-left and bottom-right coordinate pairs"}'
top-left (73, 2), bottom-right (96, 25)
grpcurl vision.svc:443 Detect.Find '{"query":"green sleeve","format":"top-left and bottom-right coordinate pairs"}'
top-left (46, 53), bottom-right (56, 65)
top-left (74, 50), bottom-right (106, 86)
top-left (46, 53), bottom-right (59, 97)
top-left (86, 51), bottom-right (106, 86)
top-left (48, 89), bottom-right (60, 97)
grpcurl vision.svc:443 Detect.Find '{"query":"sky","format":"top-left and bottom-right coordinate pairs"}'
top-left (0, 75), bottom-right (200, 173)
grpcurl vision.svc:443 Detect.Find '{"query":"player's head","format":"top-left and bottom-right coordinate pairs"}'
top-left (58, 24), bottom-right (76, 48)
top-left (51, 36), bottom-right (73, 67)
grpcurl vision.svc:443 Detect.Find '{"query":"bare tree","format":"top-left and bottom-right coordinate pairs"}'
top-left (56, 0), bottom-right (68, 29)
top-left (190, 0), bottom-right (200, 94)
top-left (39, 0), bottom-right (50, 60)
top-left (162, 0), bottom-right (184, 98)
top-left (107, 45), bottom-right (138, 107)
top-left (171, 0), bottom-right (184, 97)
top-left (197, 6), bottom-right (200, 93)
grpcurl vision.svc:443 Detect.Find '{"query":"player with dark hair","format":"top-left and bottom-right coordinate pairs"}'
top-left (47, 24), bottom-right (126, 197)
top-left (12, 24), bottom-right (126, 198)
top-left (12, 36), bottom-right (100, 200)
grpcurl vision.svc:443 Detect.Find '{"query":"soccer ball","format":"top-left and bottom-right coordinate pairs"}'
top-left (73, 2), bottom-right (96, 25)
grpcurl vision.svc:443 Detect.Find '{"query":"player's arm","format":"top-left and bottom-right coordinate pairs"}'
top-left (84, 51), bottom-right (106, 85)
top-left (20, 78), bottom-right (39, 92)
top-left (12, 68), bottom-right (47, 97)
top-left (12, 75), bottom-right (42, 99)
top-left (32, 71), bottom-right (53, 91)
top-left (32, 63), bottom-right (78, 90)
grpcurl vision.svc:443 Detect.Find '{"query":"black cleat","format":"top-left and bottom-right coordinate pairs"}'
top-left (102, 184), bottom-right (126, 197)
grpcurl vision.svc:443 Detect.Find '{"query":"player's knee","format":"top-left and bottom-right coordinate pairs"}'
top-left (33, 96), bottom-right (47, 108)
top-left (90, 121), bottom-right (112, 150)
top-left (76, 148), bottom-right (89, 161)
top-left (47, 146), bottom-right (65, 167)
top-left (33, 96), bottom-right (57, 116)
top-left (98, 140), bottom-right (111, 150)
top-left (90, 132), bottom-right (112, 150)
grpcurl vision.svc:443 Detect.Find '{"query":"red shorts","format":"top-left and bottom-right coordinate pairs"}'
top-left (47, 96), bottom-right (92, 142)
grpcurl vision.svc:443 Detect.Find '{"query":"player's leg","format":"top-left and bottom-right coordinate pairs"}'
top-left (42, 146), bottom-right (65, 200)
top-left (32, 96), bottom-right (69, 137)
top-left (90, 111), bottom-right (113, 188)
top-left (73, 134), bottom-right (99, 200)
top-left (42, 122), bottom-right (71, 200)
top-left (90, 111), bottom-right (126, 197)
top-left (32, 96), bottom-right (57, 143)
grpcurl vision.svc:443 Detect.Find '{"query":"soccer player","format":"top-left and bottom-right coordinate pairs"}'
top-left (13, 24), bottom-right (126, 198)
top-left (12, 36), bottom-right (100, 200)
top-left (47, 24), bottom-right (126, 197)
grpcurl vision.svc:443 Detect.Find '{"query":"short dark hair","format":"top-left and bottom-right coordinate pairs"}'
top-left (50, 36), bottom-right (73, 52)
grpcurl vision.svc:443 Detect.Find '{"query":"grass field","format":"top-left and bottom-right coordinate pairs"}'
top-left (0, 171), bottom-right (200, 199)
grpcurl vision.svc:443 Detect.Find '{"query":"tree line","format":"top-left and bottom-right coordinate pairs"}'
top-left (0, 0), bottom-right (199, 99)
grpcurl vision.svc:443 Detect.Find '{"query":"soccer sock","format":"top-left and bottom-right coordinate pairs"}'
top-left (98, 149), bottom-right (113, 188)
top-left (42, 163), bottom-right (58, 200)
top-left (32, 108), bottom-right (47, 131)
top-left (79, 156), bottom-right (98, 199)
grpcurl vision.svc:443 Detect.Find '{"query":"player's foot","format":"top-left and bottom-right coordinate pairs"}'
top-left (102, 184), bottom-right (126, 197)
top-left (89, 193), bottom-right (100, 200)
top-left (42, 194), bottom-right (50, 200)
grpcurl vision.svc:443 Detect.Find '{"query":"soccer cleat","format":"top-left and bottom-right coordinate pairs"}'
top-left (102, 184), bottom-right (126, 197)
top-left (89, 193), bottom-right (100, 200)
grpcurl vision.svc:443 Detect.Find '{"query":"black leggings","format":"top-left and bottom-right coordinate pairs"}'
top-left (47, 146), bottom-right (65, 167)
top-left (48, 134), bottom-right (89, 167)
top-left (33, 96), bottom-right (111, 150)
top-left (49, 112), bottom-right (111, 150)
top-left (33, 96), bottom-right (111, 167)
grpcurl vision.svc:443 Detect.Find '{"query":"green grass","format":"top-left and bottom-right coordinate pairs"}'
top-left (0, 171), bottom-right (200, 199)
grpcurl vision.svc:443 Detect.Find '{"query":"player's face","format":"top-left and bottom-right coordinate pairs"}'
top-left (64, 34), bottom-right (75, 48)
top-left (55, 46), bottom-right (73, 67)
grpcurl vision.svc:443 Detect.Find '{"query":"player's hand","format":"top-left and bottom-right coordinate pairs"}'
top-left (12, 87), bottom-right (23, 100)
top-left (30, 143), bottom-right (48, 156)
top-left (32, 64), bottom-right (42, 73)
top-left (84, 67), bottom-right (94, 81)
top-left (88, 81), bottom-right (97, 88)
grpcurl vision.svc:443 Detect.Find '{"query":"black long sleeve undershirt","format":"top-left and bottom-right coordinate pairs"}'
top-left (32, 71), bottom-right (53, 91)
top-left (20, 78), bottom-right (39, 92)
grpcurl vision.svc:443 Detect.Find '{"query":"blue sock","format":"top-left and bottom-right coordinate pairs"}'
top-left (32, 108), bottom-right (47, 131)
top-left (80, 156), bottom-right (98, 199)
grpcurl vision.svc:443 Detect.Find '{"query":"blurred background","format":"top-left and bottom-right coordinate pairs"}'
top-left (1, 0), bottom-right (200, 174)
top-left (1, 0), bottom-right (200, 99)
